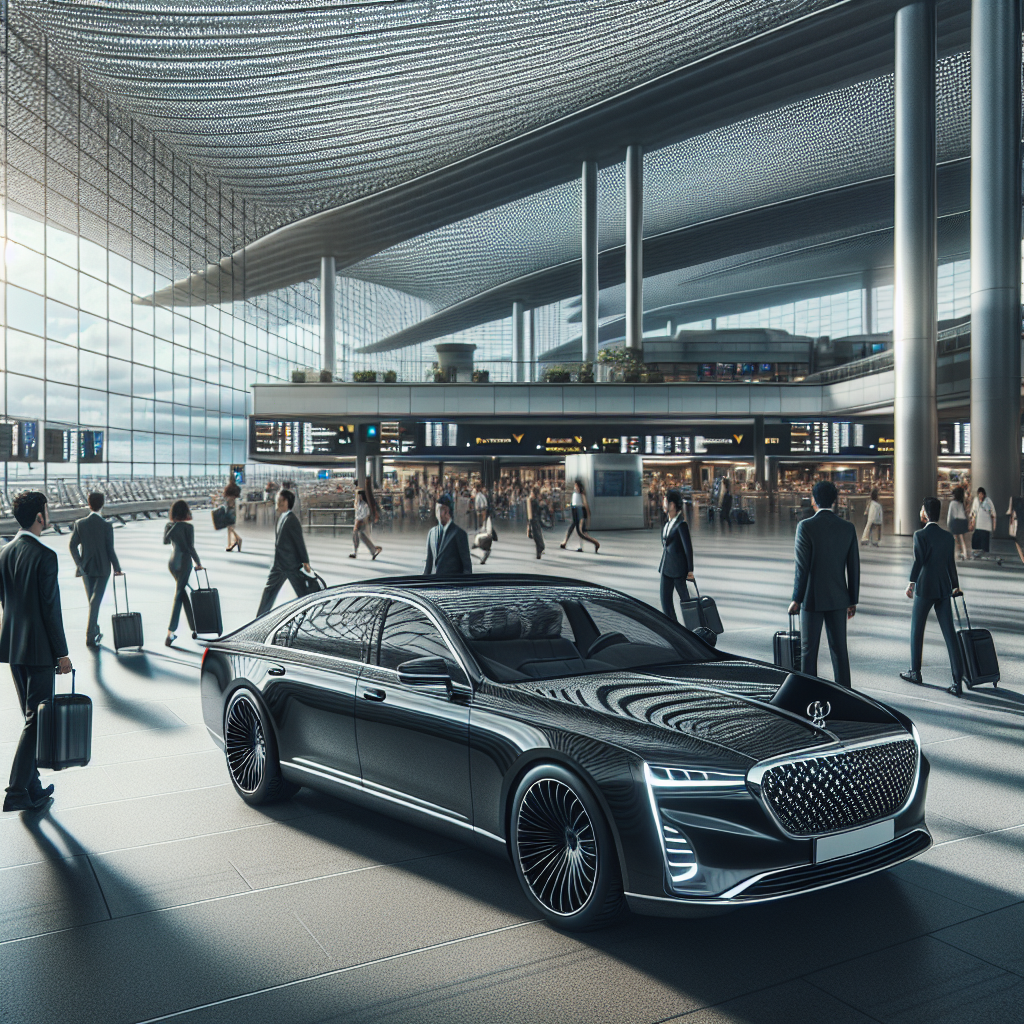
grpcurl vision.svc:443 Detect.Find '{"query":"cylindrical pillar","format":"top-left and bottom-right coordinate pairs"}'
top-left (625, 145), bottom-right (644, 355)
top-left (893, 2), bottom-right (938, 536)
top-left (512, 301), bottom-right (526, 382)
top-left (971, 0), bottom-right (1022, 527)
top-left (581, 161), bottom-right (598, 368)
top-left (320, 255), bottom-right (336, 377)
top-left (862, 270), bottom-right (876, 335)
top-left (528, 308), bottom-right (537, 382)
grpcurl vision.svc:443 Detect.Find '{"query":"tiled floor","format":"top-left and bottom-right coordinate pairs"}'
top-left (1, 507), bottom-right (1021, 1023)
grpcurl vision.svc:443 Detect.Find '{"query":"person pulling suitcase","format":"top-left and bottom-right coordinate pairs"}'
top-left (0, 491), bottom-right (72, 812)
top-left (900, 497), bottom-right (965, 696)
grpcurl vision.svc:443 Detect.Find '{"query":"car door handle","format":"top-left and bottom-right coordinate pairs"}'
top-left (362, 688), bottom-right (387, 702)
top-left (267, 665), bottom-right (286, 676)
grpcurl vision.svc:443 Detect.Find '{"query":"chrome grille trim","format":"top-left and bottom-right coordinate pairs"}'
top-left (747, 734), bottom-right (920, 839)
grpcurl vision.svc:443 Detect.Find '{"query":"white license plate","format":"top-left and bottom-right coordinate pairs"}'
top-left (814, 818), bottom-right (895, 864)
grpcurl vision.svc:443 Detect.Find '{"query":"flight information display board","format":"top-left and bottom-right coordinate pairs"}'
top-left (250, 419), bottom-right (355, 457)
top-left (766, 420), bottom-right (893, 457)
top-left (0, 419), bottom-right (39, 462)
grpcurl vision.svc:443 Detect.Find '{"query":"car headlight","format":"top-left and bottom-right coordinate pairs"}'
top-left (644, 764), bottom-right (748, 791)
top-left (643, 763), bottom-right (748, 894)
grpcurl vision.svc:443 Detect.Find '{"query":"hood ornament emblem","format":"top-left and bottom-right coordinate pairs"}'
top-left (806, 700), bottom-right (831, 729)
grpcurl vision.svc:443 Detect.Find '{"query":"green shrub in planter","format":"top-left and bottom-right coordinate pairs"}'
top-left (543, 365), bottom-right (572, 383)
top-left (429, 367), bottom-right (446, 382)
top-left (382, 370), bottom-right (398, 383)
top-left (291, 369), bottom-right (306, 383)
top-left (319, 368), bottom-right (333, 383)
top-left (472, 369), bottom-right (490, 383)
top-left (640, 370), bottom-right (664, 383)
top-left (353, 370), bottom-right (377, 383)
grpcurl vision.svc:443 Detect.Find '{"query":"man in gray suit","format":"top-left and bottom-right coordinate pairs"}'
top-left (1, 491), bottom-right (72, 811)
top-left (69, 492), bottom-right (123, 647)
top-left (424, 495), bottom-right (472, 576)
top-left (787, 480), bottom-right (860, 688)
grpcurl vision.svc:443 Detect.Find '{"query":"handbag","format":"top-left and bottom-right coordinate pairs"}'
top-left (211, 505), bottom-right (230, 531)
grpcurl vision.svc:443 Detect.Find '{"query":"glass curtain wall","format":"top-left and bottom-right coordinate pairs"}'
top-left (1, 16), bottom-right (320, 485)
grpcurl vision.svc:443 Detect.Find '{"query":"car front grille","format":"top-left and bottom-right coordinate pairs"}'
top-left (732, 829), bottom-right (931, 900)
top-left (758, 738), bottom-right (918, 836)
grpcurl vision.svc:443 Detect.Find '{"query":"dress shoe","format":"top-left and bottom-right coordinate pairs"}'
top-left (899, 670), bottom-right (923, 685)
top-left (3, 791), bottom-right (50, 812)
top-left (947, 683), bottom-right (962, 697)
top-left (29, 784), bottom-right (54, 802)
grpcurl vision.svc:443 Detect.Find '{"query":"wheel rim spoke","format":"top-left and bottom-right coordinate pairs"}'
top-left (225, 693), bottom-right (266, 794)
top-left (516, 778), bottom-right (598, 916)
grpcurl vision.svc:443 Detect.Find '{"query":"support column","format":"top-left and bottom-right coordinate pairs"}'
top-left (893, 2), bottom-right (938, 536)
top-left (581, 161), bottom-right (598, 368)
top-left (320, 256), bottom-right (336, 377)
top-left (754, 416), bottom-right (766, 490)
top-left (512, 300), bottom-right (526, 382)
top-left (625, 144), bottom-right (644, 355)
top-left (528, 308), bottom-right (537, 382)
top-left (971, 0), bottom-right (1023, 526)
top-left (862, 270), bottom-right (876, 335)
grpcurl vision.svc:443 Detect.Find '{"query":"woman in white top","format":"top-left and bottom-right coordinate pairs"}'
top-left (946, 485), bottom-right (969, 560)
top-left (969, 486), bottom-right (996, 557)
top-left (861, 487), bottom-right (884, 546)
top-left (559, 480), bottom-right (600, 553)
top-left (350, 488), bottom-right (381, 560)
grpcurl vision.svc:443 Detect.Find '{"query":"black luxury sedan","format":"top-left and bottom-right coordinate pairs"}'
top-left (199, 575), bottom-right (930, 929)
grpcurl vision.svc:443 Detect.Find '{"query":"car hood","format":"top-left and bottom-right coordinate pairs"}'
top-left (516, 660), bottom-right (904, 764)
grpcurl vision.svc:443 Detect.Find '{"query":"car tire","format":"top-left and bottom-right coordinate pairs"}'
top-left (510, 764), bottom-right (624, 930)
top-left (223, 688), bottom-right (298, 805)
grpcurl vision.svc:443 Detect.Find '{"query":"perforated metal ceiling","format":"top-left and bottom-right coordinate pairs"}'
top-left (20, 0), bottom-right (841, 228)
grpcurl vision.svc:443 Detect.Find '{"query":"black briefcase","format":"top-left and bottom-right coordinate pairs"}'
top-left (773, 613), bottom-right (801, 671)
top-left (680, 579), bottom-right (724, 635)
top-left (111, 573), bottom-right (144, 652)
top-left (953, 594), bottom-right (999, 688)
top-left (36, 670), bottom-right (92, 771)
top-left (296, 570), bottom-right (327, 597)
top-left (191, 567), bottom-right (223, 638)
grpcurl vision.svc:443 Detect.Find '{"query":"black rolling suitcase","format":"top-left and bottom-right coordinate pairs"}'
top-left (191, 567), bottom-right (223, 638)
top-left (774, 613), bottom-right (801, 671)
top-left (36, 670), bottom-right (92, 770)
top-left (680, 579), bottom-right (724, 635)
top-left (111, 573), bottom-right (144, 652)
top-left (953, 593), bottom-right (999, 688)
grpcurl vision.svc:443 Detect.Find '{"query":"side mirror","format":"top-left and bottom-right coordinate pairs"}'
top-left (397, 656), bottom-right (451, 687)
top-left (692, 625), bottom-right (718, 648)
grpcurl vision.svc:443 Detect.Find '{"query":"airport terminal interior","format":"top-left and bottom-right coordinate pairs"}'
top-left (1, 2), bottom-right (1022, 1022)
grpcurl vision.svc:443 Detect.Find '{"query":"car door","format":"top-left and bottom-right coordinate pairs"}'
top-left (355, 598), bottom-right (473, 825)
top-left (269, 595), bottom-right (384, 787)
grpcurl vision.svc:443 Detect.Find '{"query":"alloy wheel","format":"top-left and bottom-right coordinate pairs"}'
top-left (516, 778), bottom-right (598, 916)
top-left (225, 691), bottom-right (267, 794)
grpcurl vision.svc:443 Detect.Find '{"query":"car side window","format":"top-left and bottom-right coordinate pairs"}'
top-left (274, 597), bottom-right (383, 662)
top-left (378, 601), bottom-right (468, 685)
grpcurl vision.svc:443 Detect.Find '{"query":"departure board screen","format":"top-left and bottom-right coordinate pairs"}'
top-left (250, 419), bottom-right (354, 457)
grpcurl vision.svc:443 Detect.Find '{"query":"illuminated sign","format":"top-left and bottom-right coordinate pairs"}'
top-left (251, 419), bottom-right (354, 456)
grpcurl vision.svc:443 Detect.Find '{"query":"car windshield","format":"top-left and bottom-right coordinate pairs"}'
top-left (427, 584), bottom-right (716, 683)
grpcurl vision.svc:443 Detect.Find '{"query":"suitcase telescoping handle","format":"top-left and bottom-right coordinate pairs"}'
top-left (112, 573), bottom-right (130, 615)
top-left (948, 574), bottom-right (971, 631)
top-left (193, 566), bottom-right (211, 590)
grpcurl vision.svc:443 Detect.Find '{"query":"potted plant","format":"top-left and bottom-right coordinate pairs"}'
top-left (472, 369), bottom-right (489, 383)
top-left (353, 370), bottom-right (377, 383)
top-left (291, 369), bottom-right (306, 383)
top-left (319, 368), bottom-right (333, 383)
top-left (382, 370), bottom-right (398, 383)
top-left (428, 365), bottom-right (446, 383)
top-left (543, 365), bottom-right (571, 383)
top-left (577, 362), bottom-right (595, 384)
top-left (640, 367), bottom-right (664, 383)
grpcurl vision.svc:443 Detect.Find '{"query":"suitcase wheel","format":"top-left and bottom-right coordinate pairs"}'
top-left (192, 632), bottom-right (198, 639)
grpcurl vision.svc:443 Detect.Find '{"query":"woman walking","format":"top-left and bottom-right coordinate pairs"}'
top-left (164, 500), bottom-right (203, 647)
top-left (947, 486), bottom-right (970, 560)
top-left (526, 485), bottom-right (545, 560)
top-left (720, 478), bottom-right (733, 530)
top-left (224, 481), bottom-right (242, 552)
top-left (560, 479), bottom-right (599, 552)
top-left (969, 486), bottom-right (996, 558)
top-left (350, 488), bottom-right (381, 559)
top-left (861, 488), bottom-right (884, 546)
top-left (1006, 494), bottom-right (1024, 566)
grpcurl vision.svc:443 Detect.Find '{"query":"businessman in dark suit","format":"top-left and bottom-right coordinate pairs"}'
top-left (901, 497), bottom-right (965, 696)
top-left (257, 489), bottom-right (316, 616)
top-left (423, 495), bottom-right (472, 576)
top-left (659, 488), bottom-right (695, 621)
top-left (1, 491), bottom-right (72, 812)
top-left (69, 492), bottom-right (123, 647)
top-left (787, 480), bottom-right (860, 688)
